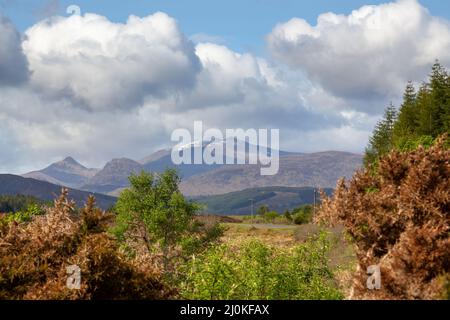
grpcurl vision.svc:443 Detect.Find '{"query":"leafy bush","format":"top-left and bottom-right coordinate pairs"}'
top-left (292, 205), bottom-right (313, 225)
top-left (180, 233), bottom-right (343, 300)
top-left (395, 135), bottom-right (435, 152)
top-left (0, 190), bottom-right (174, 300)
top-left (316, 135), bottom-right (450, 299)
top-left (257, 205), bottom-right (269, 216)
top-left (1, 204), bottom-right (45, 224)
top-left (284, 210), bottom-right (293, 222)
top-left (112, 169), bottom-right (222, 277)
top-left (263, 211), bottom-right (279, 223)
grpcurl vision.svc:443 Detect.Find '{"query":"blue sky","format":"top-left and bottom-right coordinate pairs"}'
top-left (2, 0), bottom-right (450, 54)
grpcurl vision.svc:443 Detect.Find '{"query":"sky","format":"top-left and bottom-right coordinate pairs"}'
top-left (2, 0), bottom-right (450, 54)
top-left (1, 0), bottom-right (450, 173)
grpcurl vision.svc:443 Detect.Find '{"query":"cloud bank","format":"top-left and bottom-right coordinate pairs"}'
top-left (23, 12), bottom-right (201, 111)
top-left (267, 0), bottom-right (450, 107)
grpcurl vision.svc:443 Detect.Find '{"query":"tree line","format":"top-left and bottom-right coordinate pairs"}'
top-left (365, 62), bottom-right (450, 165)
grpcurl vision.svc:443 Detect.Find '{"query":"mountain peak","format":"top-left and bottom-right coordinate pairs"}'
top-left (100, 158), bottom-right (143, 174)
top-left (53, 156), bottom-right (87, 170)
top-left (22, 156), bottom-right (99, 189)
top-left (62, 156), bottom-right (80, 165)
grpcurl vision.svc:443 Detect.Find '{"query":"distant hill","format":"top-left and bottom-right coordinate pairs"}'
top-left (192, 186), bottom-right (334, 215)
top-left (23, 157), bottom-right (99, 189)
top-left (180, 151), bottom-right (363, 196)
top-left (0, 174), bottom-right (116, 210)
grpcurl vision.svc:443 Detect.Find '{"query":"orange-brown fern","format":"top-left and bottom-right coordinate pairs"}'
top-left (316, 135), bottom-right (450, 300)
top-left (0, 190), bottom-right (174, 300)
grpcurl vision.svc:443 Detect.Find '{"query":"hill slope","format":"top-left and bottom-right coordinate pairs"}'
top-left (193, 186), bottom-right (334, 215)
top-left (181, 151), bottom-right (363, 196)
top-left (0, 174), bottom-right (116, 210)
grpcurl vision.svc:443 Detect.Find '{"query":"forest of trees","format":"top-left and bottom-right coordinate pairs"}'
top-left (0, 195), bottom-right (46, 213)
top-left (365, 62), bottom-right (450, 165)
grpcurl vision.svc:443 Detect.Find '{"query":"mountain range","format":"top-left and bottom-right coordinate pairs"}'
top-left (21, 141), bottom-right (363, 198)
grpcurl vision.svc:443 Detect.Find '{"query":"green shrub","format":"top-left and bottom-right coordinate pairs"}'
top-left (264, 211), bottom-right (279, 223)
top-left (395, 135), bottom-right (435, 152)
top-left (180, 232), bottom-right (343, 300)
top-left (1, 204), bottom-right (45, 224)
top-left (292, 205), bottom-right (313, 225)
top-left (284, 210), bottom-right (293, 222)
top-left (257, 205), bottom-right (269, 216)
top-left (112, 169), bottom-right (222, 276)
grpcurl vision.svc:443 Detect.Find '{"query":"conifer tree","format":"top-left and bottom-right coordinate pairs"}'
top-left (393, 81), bottom-right (417, 145)
top-left (364, 104), bottom-right (397, 166)
top-left (415, 83), bottom-right (433, 136)
top-left (429, 61), bottom-right (449, 136)
top-left (365, 62), bottom-right (450, 167)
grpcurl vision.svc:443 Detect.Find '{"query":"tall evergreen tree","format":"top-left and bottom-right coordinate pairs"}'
top-left (429, 61), bottom-right (449, 136)
top-left (442, 65), bottom-right (450, 133)
top-left (393, 81), bottom-right (417, 144)
top-left (415, 83), bottom-right (433, 136)
top-left (364, 104), bottom-right (397, 166)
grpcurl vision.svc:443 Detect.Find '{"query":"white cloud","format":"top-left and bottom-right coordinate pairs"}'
top-left (150, 42), bottom-right (343, 132)
top-left (23, 12), bottom-right (201, 111)
top-left (156, 43), bottom-right (276, 110)
top-left (267, 0), bottom-right (450, 107)
top-left (282, 126), bottom-right (373, 154)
